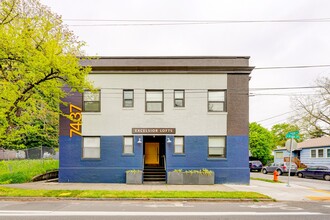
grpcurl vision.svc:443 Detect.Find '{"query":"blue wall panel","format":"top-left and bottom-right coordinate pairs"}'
top-left (59, 136), bottom-right (143, 183)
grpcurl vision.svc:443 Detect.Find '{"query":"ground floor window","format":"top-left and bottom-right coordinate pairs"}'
top-left (82, 137), bottom-right (100, 159)
top-left (327, 149), bottom-right (330, 158)
top-left (275, 152), bottom-right (283, 159)
top-left (311, 149), bottom-right (316, 158)
top-left (318, 149), bottom-right (324, 158)
top-left (208, 136), bottom-right (226, 158)
top-left (174, 136), bottom-right (184, 154)
top-left (123, 136), bottom-right (134, 154)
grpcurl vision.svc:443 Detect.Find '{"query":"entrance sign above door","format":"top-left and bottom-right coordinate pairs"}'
top-left (132, 128), bottom-right (176, 134)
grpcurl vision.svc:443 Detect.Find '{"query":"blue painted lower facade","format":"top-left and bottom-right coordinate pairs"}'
top-left (59, 135), bottom-right (249, 184)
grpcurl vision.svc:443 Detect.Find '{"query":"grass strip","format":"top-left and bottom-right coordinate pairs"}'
top-left (0, 187), bottom-right (270, 200)
top-left (251, 177), bottom-right (283, 183)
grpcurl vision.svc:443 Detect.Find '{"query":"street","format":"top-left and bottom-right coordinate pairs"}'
top-left (0, 200), bottom-right (329, 220)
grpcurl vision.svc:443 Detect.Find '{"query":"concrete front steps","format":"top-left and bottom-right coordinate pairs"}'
top-left (143, 166), bottom-right (166, 184)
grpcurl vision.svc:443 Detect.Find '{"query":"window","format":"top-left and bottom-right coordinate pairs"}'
top-left (83, 137), bottom-right (100, 159)
top-left (208, 136), bottom-right (226, 157)
top-left (311, 149), bottom-right (316, 158)
top-left (83, 90), bottom-right (100, 112)
top-left (123, 90), bottom-right (134, 107)
top-left (146, 90), bottom-right (163, 112)
top-left (174, 90), bottom-right (185, 107)
top-left (327, 149), bottom-right (330, 158)
top-left (174, 136), bottom-right (184, 154)
top-left (318, 149), bottom-right (324, 158)
top-left (208, 90), bottom-right (226, 112)
top-left (275, 152), bottom-right (283, 159)
top-left (123, 136), bottom-right (134, 154)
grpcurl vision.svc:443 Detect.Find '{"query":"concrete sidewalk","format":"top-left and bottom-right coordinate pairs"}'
top-left (2, 180), bottom-right (330, 202)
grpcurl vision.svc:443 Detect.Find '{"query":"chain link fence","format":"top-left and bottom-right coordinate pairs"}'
top-left (0, 146), bottom-right (58, 160)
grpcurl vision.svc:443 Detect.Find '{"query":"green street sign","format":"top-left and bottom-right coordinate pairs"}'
top-left (286, 130), bottom-right (300, 139)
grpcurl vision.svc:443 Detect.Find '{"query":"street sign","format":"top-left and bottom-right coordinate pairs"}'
top-left (285, 139), bottom-right (297, 151)
top-left (285, 130), bottom-right (300, 139)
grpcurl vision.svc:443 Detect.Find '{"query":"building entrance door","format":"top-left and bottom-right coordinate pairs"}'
top-left (145, 142), bottom-right (159, 165)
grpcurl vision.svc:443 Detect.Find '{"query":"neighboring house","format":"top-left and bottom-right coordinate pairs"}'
top-left (273, 136), bottom-right (330, 167)
top-left (59, 56), bottom-right (253, 184)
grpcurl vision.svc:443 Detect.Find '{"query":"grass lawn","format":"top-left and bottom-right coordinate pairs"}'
top-left (0, 187), bottom-right (271, 200)
top-left (0, 160), bottom-right (59, 184)
top-left (251, 177), bottom-right (283, 183)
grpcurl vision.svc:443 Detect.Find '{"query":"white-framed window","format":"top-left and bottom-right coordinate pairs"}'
top-left (275, 152), bottom-right (284, 159)
top-left (123, 136), bottom-right (134, 154)
top-left (208, 90), bottom-right (226, 112)
top-left (174, 90), bottom-right (185, 107)
top-left (83, 90), bottom-right (100, 112)
top-left (318, 149), bottom-right (324, 158)
top-left (174, 136), bottom-right (184, 154)
top-left (311, 149), bottom-right (316, 158)
top-left (146, 90), bottom-right (163, 112)
top-left (327, 149), bottom-right (330, 158)
top-left (123, 90), bottom-right (134, 107)
top-left (208, 136), bottom-right (226, 158)
top-left (82, 137), bottom-right (100, 159)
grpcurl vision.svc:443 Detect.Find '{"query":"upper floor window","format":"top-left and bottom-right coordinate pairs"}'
top-left (327, 149), bottom-right (330, 158)
top-left (318, 149), bottom-right (324, 158)
top-left (174, 136), bottom-right (184, 154)
top-left (83, 90), bottom-right (100, 112)
top-left (146, 90), bottom-right (163, 112)
top-left (275, 152), bottom-right (283, 159)
top-left (208, 136), bottom-right (226, 158)
top-left (82, 137), bottom-right (100, 159)
top-left (174, 90), bottom-right (185, 107)
top-left (123, 90), bottom-right (134, 108)
top-left (208, 90), bottom-right (226, 112)
top-left (311, 149), bottom-right (316, 158)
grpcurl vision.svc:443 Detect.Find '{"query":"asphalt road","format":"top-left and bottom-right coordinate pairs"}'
top-left (250, 171), bottom-right (330, 191)
top-left (0, 200), bottom-right (330, 220)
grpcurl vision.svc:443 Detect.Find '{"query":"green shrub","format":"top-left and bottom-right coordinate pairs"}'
top-left (125, 169), bottom-right (142, 174)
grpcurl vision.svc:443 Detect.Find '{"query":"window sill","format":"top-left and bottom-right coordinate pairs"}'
top-left (122, 108), bottom-right (134, 110)
top-left (172, 154), bottom-right (185, 156)
top-left (207, 112), bottom-right (228, 115)
top-left (81, 158), bottom-right (101, 160)
top-left (122, 154), bottom-right (135, 157)
top-left (173, 107), bottom-right (186, 110)
top-left (82, 112), bottom-right (102, 115)
top-left (207, 157), bottom-right (227, 161)
top-left (144, 112), bottom-right (165, 115)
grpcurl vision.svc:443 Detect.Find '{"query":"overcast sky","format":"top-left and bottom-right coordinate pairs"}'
top-left (40, 0), bottom-right (330, 129)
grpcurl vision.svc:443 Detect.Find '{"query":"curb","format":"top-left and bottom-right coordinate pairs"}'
top-left (0, 197), bottom-right (275, 202)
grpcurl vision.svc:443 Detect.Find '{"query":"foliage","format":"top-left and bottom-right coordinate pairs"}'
top-left (0, 187), bottom-right (271, 200)
top-left (0, 0), bottom-right (92, 149)
top-left (291, 77), bottom-right (330, 138)
top-left (271, 123), bottom-right (302, 147)
top-left (125, 169), bottom-right (142, 174)
top-left (250, 177), bottom-right (283, 183)
top-left (0, 159), bottom-right (59, 184)
top-left (249, 122), bottom-right (275, 165)
top-left (171, 168), bottom-right (213, 176)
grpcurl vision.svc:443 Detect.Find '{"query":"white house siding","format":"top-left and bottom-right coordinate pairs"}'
top-left (300, 147), bottom-right (330, 166)
top-left (82, 74), bottom-right (227, 136)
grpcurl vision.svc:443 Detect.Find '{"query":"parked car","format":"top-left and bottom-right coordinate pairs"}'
top-left (297, 165), bottom-right (330, 181)
top-left (262, 162), bottom-right (297, 175)
top-left (249, 160), bottom-right (263, 172)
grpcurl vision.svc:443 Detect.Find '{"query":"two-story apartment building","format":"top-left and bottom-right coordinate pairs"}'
top-left (59, 56), bottom-right (253, 184)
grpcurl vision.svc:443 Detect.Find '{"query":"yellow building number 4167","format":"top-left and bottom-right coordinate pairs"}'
top-left (69, 104), bottom-right (82, 137)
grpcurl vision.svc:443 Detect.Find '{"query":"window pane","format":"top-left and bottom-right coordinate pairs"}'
top-left (124, 90), bottom-right (133, 99)
top-left (124, 137), bottom-right (133, 146)
top-left (311, 150), bottom-right (316, 158)
top-left (84, 102), bottom-right (100, 112)
top-left (174, 99), bottom-right (184, 107)
top-left (208, 102), bottom-right (224, 111)
top-left (146, 91), bottom-right (162, 101)
top-left (175, 137), bottom-right (183, 145)
top-left (276, 152), bottom-right (283, 159)
top-left (124, 146), bottom-right (133, 154)
top-left (124, 100), bottom-right (133, 107)
top-left (84, 91), bottom-right (99, 101)
top-left (174, 145), bottom-right (183, 154)
top-left (175, 91), bottom-right (184, 99)
top-left (327, 149), bottom-right (330, 157)
top-left (146, 102), bottom-right (162, 111)
top-left (84, 148), bottom-right (100, 158)
top-left (208, 91), bottom-right (225, 102)
top-left (84, 137), bottom-right (100, 148)
top-left (318, 149), bottom-right (324, 158)
top-left (209, 137), bottom-right (225, 147)
top-left (209, 147), bottom-right (224, 155)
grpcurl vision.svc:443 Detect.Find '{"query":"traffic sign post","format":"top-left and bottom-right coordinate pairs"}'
top-left (285, 130), bottom-right (300, 187)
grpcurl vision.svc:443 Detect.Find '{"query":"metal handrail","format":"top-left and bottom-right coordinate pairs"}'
top-left (163, 155), bottom-right (166, 171)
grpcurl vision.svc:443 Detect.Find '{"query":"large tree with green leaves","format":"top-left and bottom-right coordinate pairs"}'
top-left (0, 0), bottom-right (92, 149)
top-left (291, 77), bottom-right (330, 138)
top-left (249, 122), bottom-right (275, 165)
